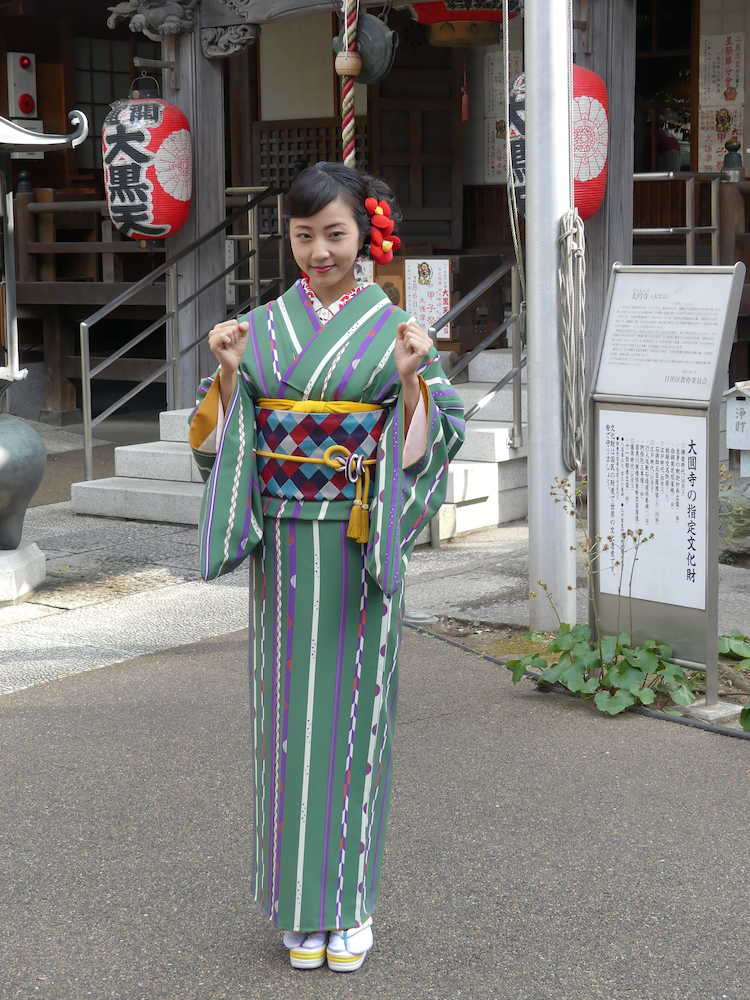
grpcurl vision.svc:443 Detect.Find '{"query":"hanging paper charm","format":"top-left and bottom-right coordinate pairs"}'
top-left (102, 97), bottom-right (192, 240)
top-left (508, 65), bottom-right (609, 222)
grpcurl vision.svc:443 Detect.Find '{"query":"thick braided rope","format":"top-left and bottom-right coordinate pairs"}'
top-left (340, 0), bottom-right (358, 166)
top-left (559, 208), bottom-right (586, 475)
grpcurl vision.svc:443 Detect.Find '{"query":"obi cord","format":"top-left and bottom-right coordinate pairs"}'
top-left (255, 398), bottom-right (384, 544)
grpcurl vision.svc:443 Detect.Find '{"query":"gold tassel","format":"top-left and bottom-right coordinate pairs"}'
top-left (347, 466), bottom-right (371, 544)
top-left (347, 502), bottom-right (369, 544)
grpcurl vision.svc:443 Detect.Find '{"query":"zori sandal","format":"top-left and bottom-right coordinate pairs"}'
top-left (326, 916), bottom-right (374, 972)
top-left (282, 930), bottom-right (328, 969)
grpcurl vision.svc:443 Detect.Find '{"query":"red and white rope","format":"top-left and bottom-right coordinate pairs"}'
top-left (340, 0), bottom-right (359, 167)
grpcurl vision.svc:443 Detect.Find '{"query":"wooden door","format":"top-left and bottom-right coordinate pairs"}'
top-left (369, 14), bottom-right (463, 250)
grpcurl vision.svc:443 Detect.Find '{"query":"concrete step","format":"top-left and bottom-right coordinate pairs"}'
top-left (115, 440), bottom-right (203, 484)
top-left (71, 477), bottom-right (203, 525)
top-left (468, 348), bottom-right (527, 385)
top-left (160, 408), bottom-right (192, 443)
top-left (457, 421), bottom-right (528, 462)
top-left (457, 382), bottom-right (528, 423)
top-left (414, 485), bottom-right (528, 544)
top-left (446, 458), bottom-right (527, 503)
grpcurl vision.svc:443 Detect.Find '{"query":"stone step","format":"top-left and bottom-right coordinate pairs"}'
top-left (457, 421), bottom-right (528, 462)
top-left (160, 408), bottom-right (192, 443)
top-left (115, 440), bottom-right (203, 483)
top-left (71, 477), bottom-right (203, 525)
top-left (414, 485), bottom-right (528, 544)
top-left (467, 348), bottom-right (528, 385)
top-left (456, 382), bottom-right (528, 423)
top-left (446, 458), bottom-right (527, 503)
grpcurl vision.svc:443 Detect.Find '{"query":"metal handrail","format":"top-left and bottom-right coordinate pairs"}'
top-left (421, 259), bottom-right (524, 548)
top-left (429, 262), bottom-right (512, 337)
top-left (633, 171), bottom-right (721, 265)
top-left (79, 185), bottom-right (284, 479)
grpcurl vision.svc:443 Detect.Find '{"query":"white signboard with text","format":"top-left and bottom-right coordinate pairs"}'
top-left (596, 270), bottom-right (736, 402)
top-left (727, 395), bottom-right (750, 450)
top-left (597, 409), bottom-right (707, 610)
top-left (405, 259), bottom-right (451, 341)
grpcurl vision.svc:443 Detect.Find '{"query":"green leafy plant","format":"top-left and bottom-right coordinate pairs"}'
top-left (506, 624), bottom-right (697, 716)
top-left (718, 633), bottom-right (750, 732)
top-left (718, 632), bottom-right (750, 669)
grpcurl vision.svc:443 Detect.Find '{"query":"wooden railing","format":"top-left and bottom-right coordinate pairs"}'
top-left (14, 191), bottom-right (162, 287)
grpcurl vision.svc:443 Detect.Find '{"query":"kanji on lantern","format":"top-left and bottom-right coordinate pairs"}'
top-left (102, 98), bottom-right (192, 240)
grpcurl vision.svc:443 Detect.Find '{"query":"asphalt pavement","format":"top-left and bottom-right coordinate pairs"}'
top-left (1, 627), bottom-right (749, 1000)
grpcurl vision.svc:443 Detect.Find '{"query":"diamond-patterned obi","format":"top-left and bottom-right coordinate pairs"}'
top-left (255, 404), bottom-right (386, 502)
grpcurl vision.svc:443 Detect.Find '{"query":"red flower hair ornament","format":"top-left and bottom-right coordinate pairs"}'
top-left (365, 197), bottom-right (402, 266)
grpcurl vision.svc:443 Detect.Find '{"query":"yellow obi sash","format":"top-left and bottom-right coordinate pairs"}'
top-left (255, 398), bottom-right (385, 543)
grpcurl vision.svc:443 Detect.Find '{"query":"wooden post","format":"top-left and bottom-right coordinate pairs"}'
top-left (162, 29), bottom-right (226, 408)
top-left (41, 309), bottom-right (77, 422)
top-left (34, 188), bottom-right (56, 283)
top-left (14, 190), bottom-right (36, 282)
top-left (718, 179), bottom-right (745, 266)
top-left (574, 0), bottom-right (637, 391)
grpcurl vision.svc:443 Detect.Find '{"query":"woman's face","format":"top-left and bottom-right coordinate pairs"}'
top-left (289, 195), bottom-right (363, 299)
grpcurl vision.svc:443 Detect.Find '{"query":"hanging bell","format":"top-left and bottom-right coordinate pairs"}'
top-left (333, 12), bottom-right (398, 86)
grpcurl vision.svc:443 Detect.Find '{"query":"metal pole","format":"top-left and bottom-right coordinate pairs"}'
top-left (510, 264), bottom-right (523, 449)
top-left (685, 176), bottom-right (695, 266)
top-left (0, 164), bottom-right (24, 384)
top-left (277, 193), bottom-right (285, 290)
top-left (165, 262), bottom-right (179, 409)
top-left (80, 321), bottom-right (94, 481)
top-left (249, 199), bottom-right (259, 304)
top-left (525, 0), bottom-right (577, 628)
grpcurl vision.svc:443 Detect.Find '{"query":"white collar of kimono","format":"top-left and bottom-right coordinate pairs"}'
top-left (300, 275), bottom-right (373, 323)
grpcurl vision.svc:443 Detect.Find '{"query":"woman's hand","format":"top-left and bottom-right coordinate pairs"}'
top-left (394, 319), bottom-right (432, 382)
top-left (207, 319), bottom-right (249, 373)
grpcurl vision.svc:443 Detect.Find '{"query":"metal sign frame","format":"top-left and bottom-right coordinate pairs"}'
top-left (589, 263), bottom-right (746, 705)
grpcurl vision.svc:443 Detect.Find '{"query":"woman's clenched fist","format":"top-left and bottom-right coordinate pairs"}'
top-left (207, 319), bottom-right (249, 373)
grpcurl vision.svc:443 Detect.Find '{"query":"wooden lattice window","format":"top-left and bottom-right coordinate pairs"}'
top-left (253, 117), bottom-right (368, 231)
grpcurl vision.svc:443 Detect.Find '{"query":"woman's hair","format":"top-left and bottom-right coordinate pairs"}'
top-left (285, 162), bottom-right (402, 256)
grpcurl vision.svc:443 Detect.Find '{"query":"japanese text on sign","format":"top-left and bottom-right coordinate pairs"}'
top-left (405, 260), bottom-right (451, 341)
top-left (597, 409), bottom-right (707, 610)
top-left (596, 271), bottom-right (732, 402)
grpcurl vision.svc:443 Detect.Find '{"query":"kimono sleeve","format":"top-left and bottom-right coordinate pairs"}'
top-left (187, 365), bottom-right (264, 581)
top-left (366, 348), bottom-right (465, 597)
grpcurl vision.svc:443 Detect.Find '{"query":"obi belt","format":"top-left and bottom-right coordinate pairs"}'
top-left (255, 399), bottom-right (386, 543)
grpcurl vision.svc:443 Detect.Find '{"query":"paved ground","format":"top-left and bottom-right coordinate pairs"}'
top-left (2, 419), bottom-right (749, 998)
top-left (5, 499), bottom-right (749, 697)
top-left (1, 627), bottom-right (748, 1000)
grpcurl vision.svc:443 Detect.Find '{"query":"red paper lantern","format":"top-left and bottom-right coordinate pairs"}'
top-left (102, 98), bottom-right (192, 240)
top-left (571, 65), bottom-right (609, 221)
top-left (508, 65), bottom-right (609, 222)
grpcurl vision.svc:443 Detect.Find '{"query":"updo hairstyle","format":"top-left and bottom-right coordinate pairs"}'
top-left (284, 162), bottom-right (402, 258)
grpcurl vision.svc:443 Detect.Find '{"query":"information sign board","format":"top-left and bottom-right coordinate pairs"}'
top-left (597, 409), bottom-right (707, 610)
top-left (595, 269), bottom-right (737, 402)
top-left (590, 264), bottom-right (745, 705)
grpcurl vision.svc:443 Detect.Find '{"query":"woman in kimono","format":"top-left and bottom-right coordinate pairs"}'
top-left (188, 163), bottom-right (464, 972)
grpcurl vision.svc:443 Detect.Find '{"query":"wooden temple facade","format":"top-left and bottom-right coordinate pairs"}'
top-left (1, 0), bottom-right (749, 423)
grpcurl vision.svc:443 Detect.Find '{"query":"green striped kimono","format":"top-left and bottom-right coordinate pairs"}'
top-left (188, 280), bottom-right (464, 932)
